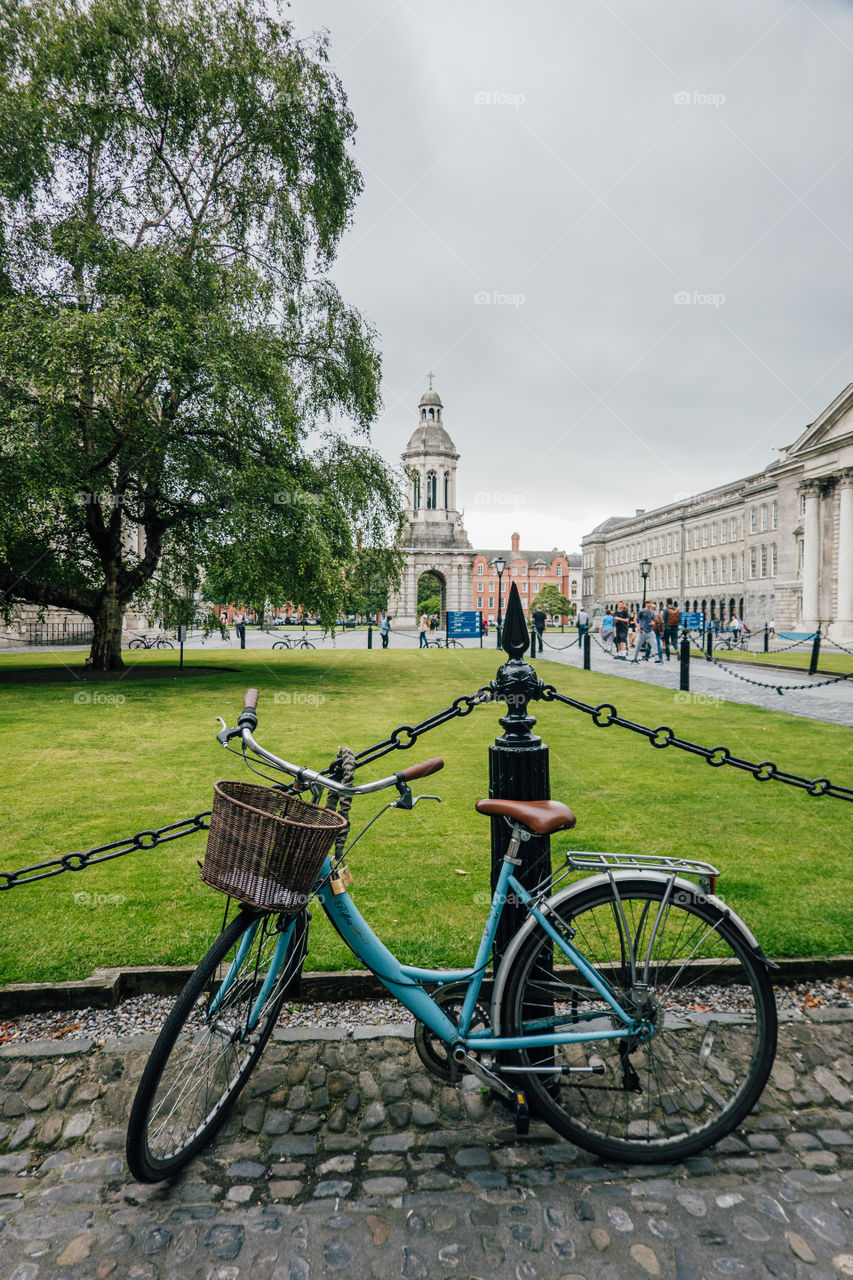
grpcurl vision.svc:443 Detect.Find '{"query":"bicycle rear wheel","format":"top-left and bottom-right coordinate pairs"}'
top-left (126, 908), bottom-right (307, 1182)
top-left (272, 639), bottom-right (290, 649)
top-left (501, 878), bottom-right (776, 1163)
top-left (127, 638), bottom-right (146, 649)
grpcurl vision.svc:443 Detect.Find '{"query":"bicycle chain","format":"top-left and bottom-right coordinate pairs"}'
top-left (0, 812), bottom-right (211, 891)
top-left (538, 684), bottom-right (853, 803)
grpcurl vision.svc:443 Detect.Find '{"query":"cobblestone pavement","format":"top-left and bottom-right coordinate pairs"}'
top-left (1, 1012), bottom-right (852, 1279)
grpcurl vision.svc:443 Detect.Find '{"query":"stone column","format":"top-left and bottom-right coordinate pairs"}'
top-left (800, 479), bottom-right (822, 628)
top-left (836, 469), bottom-right (853, 630)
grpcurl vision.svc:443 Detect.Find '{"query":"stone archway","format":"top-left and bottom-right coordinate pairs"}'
top-left (417, 569), bottom-right (446, 623)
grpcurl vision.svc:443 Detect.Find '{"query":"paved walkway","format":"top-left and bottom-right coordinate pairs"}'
top-left (1, 1011), bottom-right (852, 1278)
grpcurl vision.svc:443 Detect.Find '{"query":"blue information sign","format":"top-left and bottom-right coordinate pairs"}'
top-left (680, 611), bottom-right (704, 629)
top-left (447, 610), bottom-right (481, 639)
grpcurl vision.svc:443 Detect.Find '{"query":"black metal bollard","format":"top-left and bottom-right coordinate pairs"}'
top-left (809, 625), bottom-right (822, 675)
top-left (367, 625), bottom-right (372, 650)
top-left (489, 583), bottom-right (550, 969)
top-left (764, 623), bottom-right (769, 652)
top-left (680, 632), bottom-right (690, 692)
top-left (583, 631), bottom-right (591, 670)
top-left (705, 626), bottom-right (713, 660)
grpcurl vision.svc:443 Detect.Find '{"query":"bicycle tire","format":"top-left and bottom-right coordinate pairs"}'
top-left (500, 877), bottom-right (776, 1163)
top-left (126, 909), bottom-right (307, 1182)
top-left (298, 640), bottom-right (315, 649)
top-left (127, 638), bottom-right (146, 649)
top-left (155, 639), bottom-right (174, 649)
top-left (272, 639), bottom-right (290, 649)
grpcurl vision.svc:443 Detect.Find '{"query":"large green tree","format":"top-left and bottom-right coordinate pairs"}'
top-left (0, 0), bottom-right (402, 669)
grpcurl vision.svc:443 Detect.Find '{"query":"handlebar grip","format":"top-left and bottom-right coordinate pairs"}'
top-left (244, 688), bottom-right (260, 711)
top-left (397, 757), bottom-right (444, 782)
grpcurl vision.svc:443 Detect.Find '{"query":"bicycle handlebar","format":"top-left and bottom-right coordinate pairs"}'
top-left (223, 688), bottom-right (443, 798)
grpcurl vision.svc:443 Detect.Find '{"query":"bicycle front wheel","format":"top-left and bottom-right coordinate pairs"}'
top-left (501, 878), bottom-right (776, 1163)
top-left (155, 638), bottom-right (174, 649)
top-left (298, 639), bottom-right (315, 649)
top-left (126, 909), bottom-right (307, 1182)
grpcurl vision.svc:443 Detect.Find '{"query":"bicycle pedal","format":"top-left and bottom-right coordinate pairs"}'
top-left (514, 1090), bottom-right (529, 1136)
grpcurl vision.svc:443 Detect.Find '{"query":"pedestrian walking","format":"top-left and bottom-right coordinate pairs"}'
top-left (379, 614), bottom-right (391, 648)
top-left (599, 608), bottom-right (615, 653)
top-left (663, 598), bottom-right (680, 660)
top-left (418, 612), bottom-right (429, 648)
top-left (651, 606), bottom-right (664, 662)
top-left (613, 601), bottom-right (630, 658)
top-left (531, 605), bottom-right (547, 656)
top-left (630, 602), bottom-right (655, 662)
top-left (234, 609), bottom-right (246, 649)
top-left (576, 606), bottom-right (590, 648)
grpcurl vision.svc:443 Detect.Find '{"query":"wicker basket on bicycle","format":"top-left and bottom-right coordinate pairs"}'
top-left (201, 780), bottom-right (348, 913)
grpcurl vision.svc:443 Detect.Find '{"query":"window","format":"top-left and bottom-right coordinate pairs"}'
top-left (521, 583), bottom-right (528, 594)
top-left (720, 558), bottom-right (726, 583)
top-left (771, 544), bottom-right (777, 577)
top-left (760, 505), bottom-right (767, 532)
top-left (701, 526), bottom-right (708, 548)
top-left (538, 566), bottom-right (545, 577)
top-left (800, 493), bottom-right (806, 516)
top-left (771, 501), bottom-right (778, 530)
top-left (750, 508), bottom-right (757, 533)
top-left (443, 472), bottom-right (449, 508)
top-left (749, 549), bottom-right (757, 579)
top-left (477, 597), bottom-right (483, 609)
top-left (412, 474), bottom-right (420, 508)
top-left (653, 537), bottom-right (659, 555)
top-left (556, 563), bottom-right (562, 576)
top-left (711, 558), bottom-right (717, 584)
top-left (730, 553), bottom-right (736, 581)
top-left (489, 597), bottom-right (494, 609)
top-left (532, 583), bottom-right (539, 594)
top-left (711, 523), bottom-right (717, 545)
top-left (685, 529), bottom-right (691, 551)
top-left (701, 559), bottom-right (707, 585)
top-left (571, 580), bottom-right (577, 593)
top-left (720, 521), bottom-right (727, 545)
top-left (426, 471), bottom-right (437, 509)
top-left (666, 533), bottom-right (672, 553)
top-left (730, 517), bottom-right (737, 541)
top-left (477, 562), bottom-right (483, 575)
top-left (760, 545), bottom-right (768, 578)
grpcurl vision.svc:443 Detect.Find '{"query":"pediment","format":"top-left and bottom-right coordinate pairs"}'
top-left (782, 383), bottom-right (853, 461)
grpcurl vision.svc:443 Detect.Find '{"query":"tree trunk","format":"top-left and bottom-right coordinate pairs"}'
top-left (89, 594), bottom-right (126, 671)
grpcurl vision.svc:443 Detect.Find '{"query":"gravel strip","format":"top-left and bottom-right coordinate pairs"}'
top-left (1, 977), bottom-right (850, 1046)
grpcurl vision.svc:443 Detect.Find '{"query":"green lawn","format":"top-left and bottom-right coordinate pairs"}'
top-left (1, 647), bottom-right (851, 984)
top-left (704, 647), bottom-right (853, 674)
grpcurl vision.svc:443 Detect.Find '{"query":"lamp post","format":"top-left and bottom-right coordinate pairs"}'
top-left (639, 557), bottom-right (652, 609)
top-left (492, 555), bottom-right (507, 647)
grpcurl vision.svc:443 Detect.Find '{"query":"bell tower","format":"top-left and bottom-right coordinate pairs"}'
top-left (387, 383), bottom-right (474, 627)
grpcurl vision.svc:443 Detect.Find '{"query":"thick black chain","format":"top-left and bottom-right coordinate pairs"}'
top-left (539, 684), bottom-right (853, 802)
top-left (338, 686), bottom-right (494, 772)
top-left (0, 812), bottom-right (211, 892)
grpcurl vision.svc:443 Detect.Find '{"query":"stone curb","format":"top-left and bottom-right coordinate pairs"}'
top-left (1, 955), bottom-right (852, 1017)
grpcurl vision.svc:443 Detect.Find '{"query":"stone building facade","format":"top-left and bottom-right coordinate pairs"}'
top-left (581, 382), bottom-right (853, 640)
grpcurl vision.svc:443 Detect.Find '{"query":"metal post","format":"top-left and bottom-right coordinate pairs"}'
top-left (705, 623), bottom-right (713, 660)
top-left (809, 625), bottom-right (822, 675)
top-left (489, 583), bottom-right (550, 968)
top-left (764, 623), bottom-right (769, 653)
top-left (367, 625), bottom-right (372, 649)
top-left (680, 630), bottom-right (690, 692)
top-left (496, 570), bottom-right (504, 649)
top-left (583, 631), bottom-right (591, 670)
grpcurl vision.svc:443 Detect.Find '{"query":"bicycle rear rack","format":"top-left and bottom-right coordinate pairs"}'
top-left (562, 851), bottom-right (719, 880)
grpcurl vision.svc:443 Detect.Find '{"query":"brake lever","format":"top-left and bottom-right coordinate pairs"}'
top-left (392, 790), bottom-right (442, 811)
top-left (216, 717), bottom-right (243, 746)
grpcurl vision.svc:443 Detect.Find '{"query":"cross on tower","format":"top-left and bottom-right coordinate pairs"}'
top-left (427, 370), bottom-right (435, 390)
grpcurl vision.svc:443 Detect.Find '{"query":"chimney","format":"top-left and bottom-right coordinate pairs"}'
top-left (511, 532), bottom-right (520, 554)
top-left (635, 509), bottom-right (645, 516)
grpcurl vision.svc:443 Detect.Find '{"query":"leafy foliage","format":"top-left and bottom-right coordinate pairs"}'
top-left (0, 0), bottom-right (402, 668)
top-left (533, 583), bottom-right (573, 618)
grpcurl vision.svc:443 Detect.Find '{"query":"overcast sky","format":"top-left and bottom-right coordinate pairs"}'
top-left (289, 0), bottom-right (853, 554)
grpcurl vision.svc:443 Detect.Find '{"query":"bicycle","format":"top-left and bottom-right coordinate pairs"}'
top-left (126, 688), bottom-right (777, 1182)
top-left (426, 634), bottom-right (462, 649)
top-left (271, 632), bottom-right (316, 650)
top-left (717, 630), bottom-right (750, 651)
top-left (127, 633), bottom-right (174, 650)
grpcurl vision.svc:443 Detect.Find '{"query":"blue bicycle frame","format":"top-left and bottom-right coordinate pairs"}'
top-left (214, 845), bottom-right (645, 1053)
